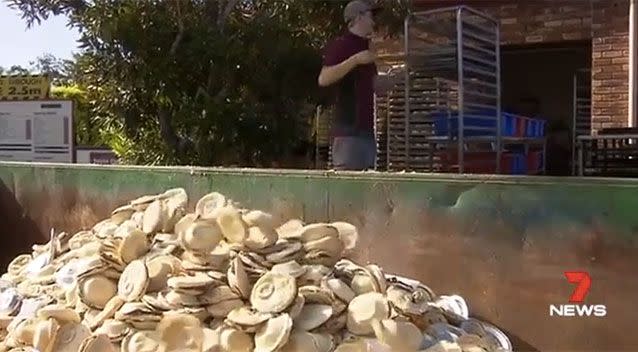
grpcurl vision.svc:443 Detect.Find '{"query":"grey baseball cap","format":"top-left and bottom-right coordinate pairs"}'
top-left (343, 0), bottom-right (381, 23)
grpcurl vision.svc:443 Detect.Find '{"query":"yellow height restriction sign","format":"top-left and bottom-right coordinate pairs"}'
top-left (0, 74), bottom-right (50, 100)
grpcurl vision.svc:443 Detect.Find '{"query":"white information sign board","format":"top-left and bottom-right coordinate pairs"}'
top-left (0, 100), bottom-right (73, 163)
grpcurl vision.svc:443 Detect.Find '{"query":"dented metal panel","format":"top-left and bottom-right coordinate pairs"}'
top-left (0, 161), bottom-right (637, 351)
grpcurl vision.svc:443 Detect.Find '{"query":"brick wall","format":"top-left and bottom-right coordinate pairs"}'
top-left (375, 0), bottom-right (631, 131)
top-left (591, 0), bottom-right (630, 130)
top-left (486, 0), bottom-right (592, 44)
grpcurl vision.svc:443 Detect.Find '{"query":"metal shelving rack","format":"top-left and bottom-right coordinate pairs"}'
top-left (376, 6), bottom-right (547, 174)
top-left (375, 90), bottom-right (390, 170)
top-left (404, 6), bottom-right (502, 173)
top-left (571, 69), bottom-right (591, 175)
top-left (314, 105), bottom-right (332, 169)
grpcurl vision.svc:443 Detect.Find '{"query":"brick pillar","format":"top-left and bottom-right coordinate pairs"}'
top-left (591, 0), bottom-right (630, 131)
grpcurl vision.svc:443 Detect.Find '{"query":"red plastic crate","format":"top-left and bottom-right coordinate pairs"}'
top-left (501, 152), bottom-right (514, 174)
top-left (439, 151), bottom-right (494, 173)
top-left (515, 116), bottom-right (527, 137)
top-left (526, 151), bottom-right (543, 174)
top-left (439, 151), bottom-right (516, 174)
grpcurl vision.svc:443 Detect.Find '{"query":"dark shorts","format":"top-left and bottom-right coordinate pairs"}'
top-left (332, 136), bottom-right (376, 171)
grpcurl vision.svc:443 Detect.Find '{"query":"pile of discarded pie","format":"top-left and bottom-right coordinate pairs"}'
top-left (0, 188), bottom-right (513, 352)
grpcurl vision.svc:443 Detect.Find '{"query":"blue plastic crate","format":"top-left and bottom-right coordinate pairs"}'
top-left (512, 153), bottom-right (528, 175)
top-left (433, 110), bottom-right (519, 137)
top-left (525, 119), bottom-right (546, 137)
top-left (503, 113), bottom-right (518, 136)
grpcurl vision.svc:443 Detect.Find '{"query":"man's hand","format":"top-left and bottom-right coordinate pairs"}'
top-left (352, 50), bottom-right (377, 65)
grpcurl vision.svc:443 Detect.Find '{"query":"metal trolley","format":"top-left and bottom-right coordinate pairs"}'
top-left (571, 69), bottom-right (592, 175)
top-left (407, 6), bottom-right (501, 173)
top-left (323, 6), bottom-right (545, 173)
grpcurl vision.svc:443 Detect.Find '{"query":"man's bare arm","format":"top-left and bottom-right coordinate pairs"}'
top-left (318, 56), bottom-right (360, 87)
top-left (318, 50), bottom-right (377, 87)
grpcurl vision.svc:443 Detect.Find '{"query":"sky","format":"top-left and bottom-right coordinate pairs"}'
top-left (0, 3), bottom-right (80, 69)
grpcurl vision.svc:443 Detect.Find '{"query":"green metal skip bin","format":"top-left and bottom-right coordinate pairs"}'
top-left (0, 161), bottom-right (637, 351)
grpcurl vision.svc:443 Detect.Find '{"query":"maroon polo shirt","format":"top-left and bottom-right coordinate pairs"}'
top-left (322, 31), bottom-right (377, 137)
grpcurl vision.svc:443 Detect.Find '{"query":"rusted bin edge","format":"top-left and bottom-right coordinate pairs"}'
top-left (1, 161), bottom-right (637, 351)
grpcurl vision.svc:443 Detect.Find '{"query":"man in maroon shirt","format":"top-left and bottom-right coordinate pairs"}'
top-left (318, 0), bottom-right (398, 171)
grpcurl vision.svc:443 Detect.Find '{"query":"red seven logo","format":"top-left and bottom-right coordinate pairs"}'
top-left (564, 271), bottom-right (592, 303)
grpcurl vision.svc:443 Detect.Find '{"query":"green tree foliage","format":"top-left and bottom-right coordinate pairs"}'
top-left (50, 84), bottom-right (103, 147)
top-left (0, 54), bottom-right (72, 81)
top-left (7, 0), bottom-right (408, 166)
top-left (0, 65), bottom-right (30, 75)
top-left (29, 53), bottom-right (75, 84)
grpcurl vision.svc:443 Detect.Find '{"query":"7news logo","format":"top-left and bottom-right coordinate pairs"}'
top-left (549, 271), bottom-right (607, 317)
